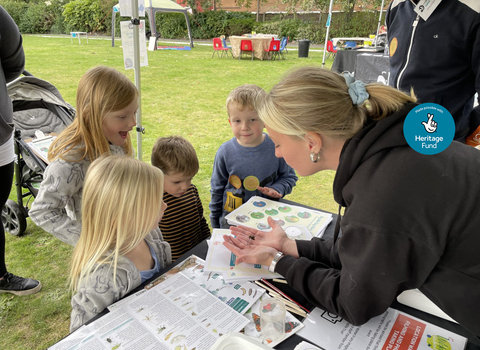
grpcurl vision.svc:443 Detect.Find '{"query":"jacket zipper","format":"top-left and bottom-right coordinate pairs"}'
top-left (396, 14), bottom-right (420, 89)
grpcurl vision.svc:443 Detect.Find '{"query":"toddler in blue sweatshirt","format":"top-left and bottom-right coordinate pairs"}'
top-left (209, 84), bottom-right (298, 229)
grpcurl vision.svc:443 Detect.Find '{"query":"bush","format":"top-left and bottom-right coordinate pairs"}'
top-left (225, 17), bottom-right (255, 36)
top-left (19, 2), bottom-right (54, 34)
top-left (296, 21), bottom-right (324, 44)
top-left (279, 19), bottom-right (302, 41)
top-left (253, 21), bottom-right (281, 37)
top-left (63, 0), bottom-right (106, 33)
top-left (0, 0), bottom-right (26, 26)
top-left (154, 13), bottom-right (188, 39)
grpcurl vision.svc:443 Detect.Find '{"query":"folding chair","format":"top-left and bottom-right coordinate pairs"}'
top-left (239, 40), bottom-right (254, 60)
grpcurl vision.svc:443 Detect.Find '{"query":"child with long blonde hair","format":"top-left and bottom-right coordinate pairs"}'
top-left (69, 155), bottom-right (171, 332)
top-left (30, 66), bottom-right (138, 246)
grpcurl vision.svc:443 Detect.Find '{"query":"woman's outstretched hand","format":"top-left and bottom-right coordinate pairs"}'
top-left (229, 216), bottom-right (299, 258)
top-left (223, 234), bottom-right (278, 266)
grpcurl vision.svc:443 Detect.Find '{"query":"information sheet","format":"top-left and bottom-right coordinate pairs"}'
top-left (225, 196), bottom-right (333, 238)
top-left (297, 307), bottom-right (467, 350)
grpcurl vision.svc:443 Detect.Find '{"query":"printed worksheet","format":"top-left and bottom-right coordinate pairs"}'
top-left (225, 196), bottom-right (333, 238)
top-left (50, 273), bottom-right (249, 350)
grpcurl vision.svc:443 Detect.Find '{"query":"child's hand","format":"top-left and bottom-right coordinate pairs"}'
top-left (257, 186), bottom-right (282, 198)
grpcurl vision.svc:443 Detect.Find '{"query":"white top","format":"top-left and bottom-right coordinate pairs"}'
top-left (0, 134), bottom-right (14, 167)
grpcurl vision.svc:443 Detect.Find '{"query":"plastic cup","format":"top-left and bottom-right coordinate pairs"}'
top-left (259, 297), bottom-right (286, 344)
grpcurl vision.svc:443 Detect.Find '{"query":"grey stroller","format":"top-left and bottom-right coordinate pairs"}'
top-left (1, 72), bottom-right (75, 236)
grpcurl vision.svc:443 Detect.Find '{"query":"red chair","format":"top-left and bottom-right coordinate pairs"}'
top-left (263, 39), bottom-right (281, 61)
top-left (239, 40), bottom-right (254, 60)
top-left (326, 40), bottom-right (337, 59)
top-left (212, 37), bottom-right (230, 59)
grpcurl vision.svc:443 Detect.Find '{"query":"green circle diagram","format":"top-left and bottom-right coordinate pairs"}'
top-left (297, 211), bottom-right (311, 219)
top-left (285, 216), bottom-right (299, 223)
top-left (250, 212), bottom-right (265, 219)
top-left (265, 209), bottom-right (278, 216)
top-left (278, 205), bottom-right (292, 213)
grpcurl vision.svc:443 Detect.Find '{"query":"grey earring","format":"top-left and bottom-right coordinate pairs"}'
top-left (310, 152), bottom-right (320, 163)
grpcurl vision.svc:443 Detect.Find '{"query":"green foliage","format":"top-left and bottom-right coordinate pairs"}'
top-left (225, 16), bottom-right (256, 36)
top-left (297, 21), bottom-right (324, 44)
top-left (155, 13), bottom-right (189, 39)
top-left (329, 11), bottom-right (377, 38)
top-left (279, 18), bottom-right (302, 40)
top-left (62, 0), bottom-right (107, 33)
top-left (0, 0), bottom-right (26, 26)
top-left (253, 21), bottom-right (281, 37)
top-left (19, 2), bottom-right (54, 34)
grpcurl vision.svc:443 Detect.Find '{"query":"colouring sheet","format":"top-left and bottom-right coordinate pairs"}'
top-left (225, 196), bottom-right (333, 238)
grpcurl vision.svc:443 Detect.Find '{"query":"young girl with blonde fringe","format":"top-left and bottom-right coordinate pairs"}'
top-left (224, 67), bottom-right (480, 339)
top-left (30, 66), bottom-right (138, 246)
top-left (69, 155), bottom-right (171, 332)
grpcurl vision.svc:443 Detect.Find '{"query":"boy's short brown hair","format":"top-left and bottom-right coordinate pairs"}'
top-left (151, 136), bottom-right (199, 177)
top-left (226, 84), bottom-right (266, 115)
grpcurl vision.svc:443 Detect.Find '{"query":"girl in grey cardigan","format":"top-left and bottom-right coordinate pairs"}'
top-left (30, 66), bottom-right (138, 246)
top-left (69, 155), bottom-right (172, 332)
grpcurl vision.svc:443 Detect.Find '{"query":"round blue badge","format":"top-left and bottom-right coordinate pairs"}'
top-left (403, 103), bottom-right (455, 155)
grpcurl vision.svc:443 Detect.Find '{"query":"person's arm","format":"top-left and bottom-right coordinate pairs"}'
top-left (193, 185), bottom-right (211, 240)
top-left (268, 158), bottom-right (297, 197)
top-left (29, 159), bottom-right (85, 246)
top-left (276, 223), bottom-right (439, 326)
top-left (209, 148), bottom-right (228, 229)
top-left (0, 6), bottom-right (25, 83)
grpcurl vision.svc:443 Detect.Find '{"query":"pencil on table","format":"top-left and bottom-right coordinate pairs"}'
top-left (273, 278), bottom-right (288, 284)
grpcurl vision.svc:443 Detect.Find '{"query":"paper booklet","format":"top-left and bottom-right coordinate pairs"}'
top-left (50, 272), bottom-right (250, 350)
top-left (108, 254), bottom-right (265, 316)
top-left (204, 230), bottom-right (282, 282)
top-left (225, 196), bottom-right (333, 239)
top-left (297, 306), bottom-right (467, 350)
top-left (26, 135), bottom-right (56, 164)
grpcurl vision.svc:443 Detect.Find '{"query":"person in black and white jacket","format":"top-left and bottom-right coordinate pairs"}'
top-left (386, 0), bottom-right (480, 143)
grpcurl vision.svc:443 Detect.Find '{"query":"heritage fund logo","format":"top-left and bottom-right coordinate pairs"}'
top-left (403, 103), bottom-right (454, 155)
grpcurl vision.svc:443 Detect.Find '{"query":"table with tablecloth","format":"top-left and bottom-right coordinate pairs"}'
top-left (229, 35), bottom-right (277, 60)
top-left (331, 50), bottom-right (390, 85)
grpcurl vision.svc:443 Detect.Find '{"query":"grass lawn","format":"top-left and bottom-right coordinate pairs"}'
top-left (1, 34), bottom-right (338, 349)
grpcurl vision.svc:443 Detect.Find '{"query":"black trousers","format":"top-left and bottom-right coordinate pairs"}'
top-left (0, 161), bottom-right (14, 276)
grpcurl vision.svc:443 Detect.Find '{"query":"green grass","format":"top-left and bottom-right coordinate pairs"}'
top-left (2, 34), bottom-right (337, 349)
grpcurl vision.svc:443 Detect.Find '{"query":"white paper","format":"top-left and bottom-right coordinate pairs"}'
top-left (137, 255), bottom-right (265, 315)
top-left (119, 0), bottom-right (145, 17)
top-left (51, 273), bottom-right (250, 350)
top-left (204, 230), bottom-right (282, 280)
top-left (27, 136), bottom-right (55, 164)
top-left (225, 196), bottom-right (333, 238)
top-left (297, 307), bottom-right (467, 350)
top-left (120, 20), bottom-right (148, 70)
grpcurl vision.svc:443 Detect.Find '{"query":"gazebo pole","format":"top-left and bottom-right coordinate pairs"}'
top-left (321, 0), bottom-right (334, 69)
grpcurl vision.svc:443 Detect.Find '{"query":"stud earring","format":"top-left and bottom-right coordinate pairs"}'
top-left (310, 152), bottom-right (320, 163)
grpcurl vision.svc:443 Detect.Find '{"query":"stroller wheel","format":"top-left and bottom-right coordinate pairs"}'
top-left (2, 199), bottom-right (27, 236)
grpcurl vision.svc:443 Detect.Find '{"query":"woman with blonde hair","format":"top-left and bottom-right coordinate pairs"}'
top-left (224, 67), bottom-right (480, 338)
top-left (69, 155), bottom-right (171, 332)
top-left (30, 66), bottom-right (138, 246)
